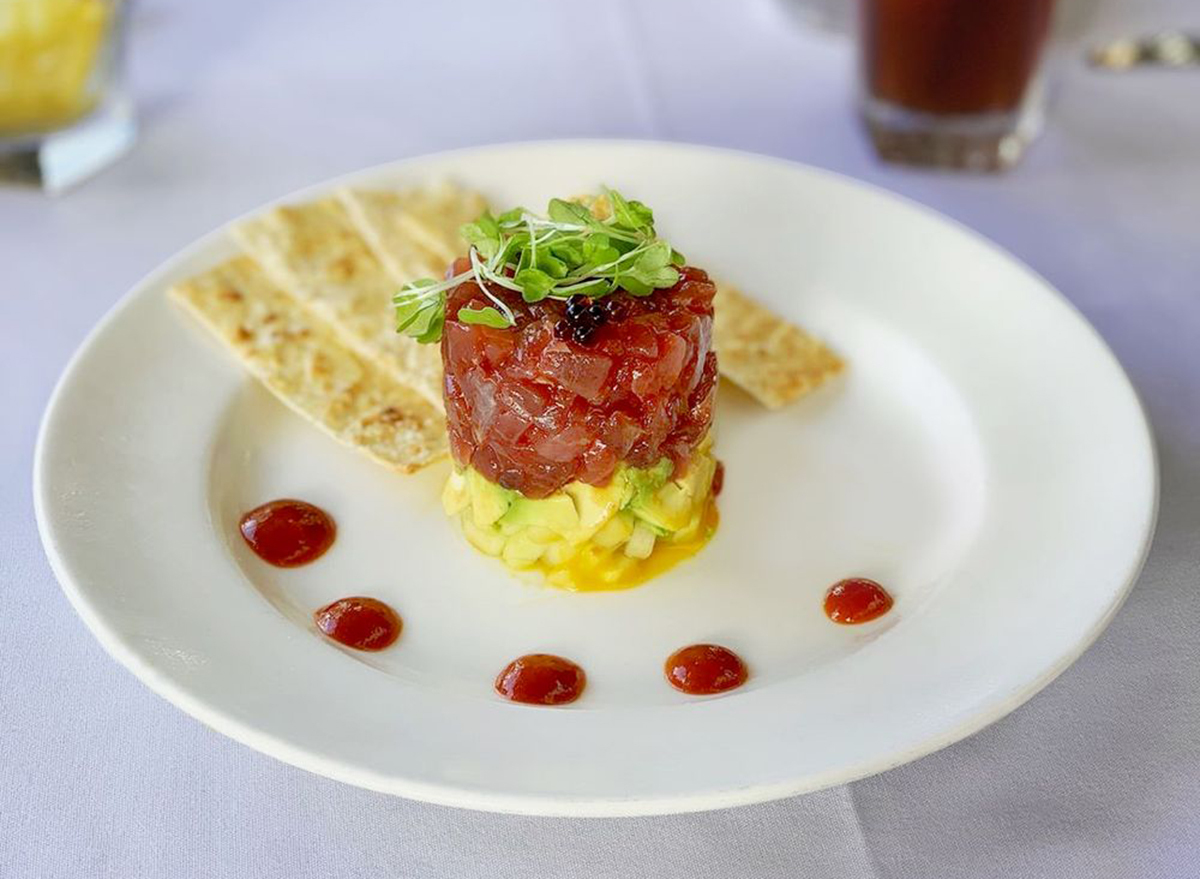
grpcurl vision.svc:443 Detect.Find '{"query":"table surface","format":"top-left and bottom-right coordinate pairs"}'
top-left (3, 1), bottom-right (1199, 876)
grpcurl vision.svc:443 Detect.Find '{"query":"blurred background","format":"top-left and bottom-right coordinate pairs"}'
top-left (4, 0), bottom-right (1195, 258)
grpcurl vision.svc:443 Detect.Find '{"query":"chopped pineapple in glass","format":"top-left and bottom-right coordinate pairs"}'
top-left (0, 0), bottom-right (117, 136)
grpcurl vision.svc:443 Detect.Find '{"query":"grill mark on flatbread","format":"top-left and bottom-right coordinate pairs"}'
top-left (232, 198), bottom-right (445, 410)
top-left (170, 256), bottom-right (446, 472)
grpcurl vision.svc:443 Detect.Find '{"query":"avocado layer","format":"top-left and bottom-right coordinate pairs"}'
top-left (442, 435), bottom-right (718, 590)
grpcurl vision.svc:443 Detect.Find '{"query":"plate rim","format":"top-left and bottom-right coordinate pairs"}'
top-left (33, 138), bottom-right (1160, 816)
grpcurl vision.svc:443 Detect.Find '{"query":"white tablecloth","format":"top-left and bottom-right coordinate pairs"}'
top-left (3, 1), bottom-right (1198, 876)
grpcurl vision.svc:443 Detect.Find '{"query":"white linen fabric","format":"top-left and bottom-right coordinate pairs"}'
top-left (2, 0), bottom-right (1197, 876)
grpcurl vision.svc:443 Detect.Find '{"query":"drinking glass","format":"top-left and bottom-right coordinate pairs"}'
top-left (0, 0), bottom-right (134, 191)
top-left (858, 0), bottom-right (1057, 171)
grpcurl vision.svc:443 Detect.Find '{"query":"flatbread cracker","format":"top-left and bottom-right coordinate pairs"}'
top-left (170, 256), bottom-right (446, 473)
top-left (231, 198), bottom-right (445, 410)
top-left (713, 284), bottom-right (844, 409)
top-left (338, 182), bottom-right (488, 283)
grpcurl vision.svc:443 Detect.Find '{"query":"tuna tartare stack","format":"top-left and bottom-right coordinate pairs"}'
top-left (394, 191), bottom-right (719, 589)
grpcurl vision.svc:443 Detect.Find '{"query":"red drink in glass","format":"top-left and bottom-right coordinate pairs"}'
top-left (859, 0), bottom-right (1057, 170)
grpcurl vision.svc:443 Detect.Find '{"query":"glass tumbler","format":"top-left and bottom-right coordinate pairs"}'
top-left (0, 0), bottom-right (134, 191)
top-left (858, 0), bottom-right (1057, 171)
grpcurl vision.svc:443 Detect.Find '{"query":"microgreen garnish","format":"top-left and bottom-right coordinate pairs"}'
top-left (392, 188), bottom-right (684, 342)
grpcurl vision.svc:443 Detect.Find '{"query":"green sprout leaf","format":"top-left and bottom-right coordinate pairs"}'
top-left (514, 267), bottom-right (556, 301)
top-left (460, 213), bottom-right (501, 260)
top-left (606, 188), bottom-right (654, 232)
top-left (457, 305), bottom-right (511, 329)
top-left (638, 241), bottom-right (672, 271)
top-left (394, 188), bottom-right (681, 343)
top-left (616, 273), bottom-right (654, 297)
top-left (547, 198), bottom-right (598, 227)
top-left (412, 306), bottom-right (445, 344)
top-left (581, 234), bottom-right (620, 267)
top-left (536, 251), bottom-right (569, 279)
top-left (561, 278), bottom-right (611, 298)
top-left (549, 239), bottom-right (585, 268)
top-left (496, 206), bottom-right (529, 225)
top-left (394, 280), bottom-right (447, 342)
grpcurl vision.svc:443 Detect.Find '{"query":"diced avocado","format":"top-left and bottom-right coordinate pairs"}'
top-left (624, 523), bottom-right (657, 559)
top-left (523, 525), bottom-right (562, 545)
top-left (461, 518), bottom-right (506, 556)
top-left (631, 481), bottom-right (694, 533)
top-left (500, 493), bottom-right (580, 535)
top-left (467, 468), bottom-right (515, 527)
top-left (622, 457), bottom-right (672, 510)
top-left (446, 440), bottom-right (717, 587)
top-left (442, 470), bottom-right (470, 516)
top-left (564, 479), bottom-right (627, 532)
top-left (502, 533), bottom-right (546, 568)
top-left (670, 503), bottom-right (709, 543)
top-left (591, 512), bottom-right (635, 549)
top-left (627, 453), bottom-right (716, 535)
top-left (677, 451), bottom-right (717, 498)
top-left (542, 539), bottom-right (578, 567)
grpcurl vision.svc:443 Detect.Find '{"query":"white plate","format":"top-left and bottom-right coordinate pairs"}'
top-left (35, 141), bottom-right (1157, 816)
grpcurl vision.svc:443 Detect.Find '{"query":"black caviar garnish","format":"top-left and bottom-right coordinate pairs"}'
top-left (603, 297), bottom-right (628, 321)
top-left (565, 295), bottom-right (592, 320)
top-left (558, 293), bottom-right (633, 346)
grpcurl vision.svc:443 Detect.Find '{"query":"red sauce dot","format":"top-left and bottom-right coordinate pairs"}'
top-left (664, 644), bottom-right (748, 695)
top-left (824, 577), bottom-right (894, 624)
top-left (711, 460), bottom-right (725, 497)
top-left (314, 597), bottom-right (402, 651)
top-left (239, 499), bottom-right (336, 567)
top-left (495, 654), bottom-right (586, 705)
